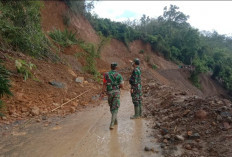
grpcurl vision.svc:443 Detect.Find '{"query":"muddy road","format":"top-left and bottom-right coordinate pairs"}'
top-left (0, 91), bottom-right (162, 157)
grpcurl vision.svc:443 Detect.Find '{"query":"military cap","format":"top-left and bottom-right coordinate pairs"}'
top-left (111, 62), bottom-right (118, 67)
top-left (134, 58), bottom-right (140, 65)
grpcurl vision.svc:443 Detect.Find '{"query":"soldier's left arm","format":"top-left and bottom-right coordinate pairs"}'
top-left (119, 74), bottom-right (124, 89)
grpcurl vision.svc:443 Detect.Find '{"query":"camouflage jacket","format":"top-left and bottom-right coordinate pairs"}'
top-left (104, 70), bottom-right (123, 93)
top-left (129, 66), bottom-right (141, 90)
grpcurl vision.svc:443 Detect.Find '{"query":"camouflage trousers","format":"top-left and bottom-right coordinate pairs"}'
top-left (108, 91), bottom-right (120, 113)
top-left (131, 89), bottom-right (142, 107)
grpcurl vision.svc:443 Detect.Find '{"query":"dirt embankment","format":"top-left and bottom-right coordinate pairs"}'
top-left (0, 1), bottom-right (103, 124)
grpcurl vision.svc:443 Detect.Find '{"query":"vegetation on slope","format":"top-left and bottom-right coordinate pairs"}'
top-left (0, 1), bottom-right (57, 114)
top-left (0, 1), bottom-right (53, 58)
top-left (0, 61), bottom-right (12, 116)
top-left (85, 5), bottom-right (232, 94)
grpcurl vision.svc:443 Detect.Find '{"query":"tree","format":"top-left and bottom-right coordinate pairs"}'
top-left (163, 5), bottom-right (189, 24)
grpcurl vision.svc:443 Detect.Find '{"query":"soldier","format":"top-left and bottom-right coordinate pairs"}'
top-left (129, 58), bottom-right (142, 119)
top-left (101, 62), bottom-right (124, 130)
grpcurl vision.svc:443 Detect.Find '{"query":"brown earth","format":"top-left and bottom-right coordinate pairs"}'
top-left (143, 76), bottom-right (232, 157)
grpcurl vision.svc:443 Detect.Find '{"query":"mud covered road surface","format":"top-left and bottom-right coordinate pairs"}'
top-left (0, 91), bottom-right (173, 157)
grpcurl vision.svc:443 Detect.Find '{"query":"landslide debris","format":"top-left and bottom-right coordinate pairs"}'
top-left (143, 79), bottom-right (232, 157)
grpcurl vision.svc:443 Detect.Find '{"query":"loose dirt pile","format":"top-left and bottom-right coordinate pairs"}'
top-left (143, 79), bottom-right (232, 157)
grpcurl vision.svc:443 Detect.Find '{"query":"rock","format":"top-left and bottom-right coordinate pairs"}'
top-left (52, 103), bottom-right (60, 107)
top-left (163, 139), bottom-right (168, 143)
top-left (175, 135), bottom-right (185, 141)
top-left (205, 130), bottom-right (210, 134)
top-left (192, 133), bottom-right (200, 139)
top-left (1, 116), bottom-right (7, 120)
top-left (212, 122), bottom-right (217, 126)
top-left (223, 122), bottom-right (231, 130)
top-left (75, 77), bottom-right (84, 83)
top-left (164, 134), bottom-right (171, 139)
top-left (42, 116), bottom-right (47, 120)
top-left (187, 131), bottom-right (193, 136)
top-left (21, 107), bottom-right (28, 113)
top-left (31, 106), bottom-right (40, 116)
top-left (92, 94), bottom-right (100, 101)
top-left (160, 143), bottom-right (166, 148)
top-left (49, 81), bottom-right (65, 88)
top-left (195, 109), bottom-right (207, 120)
top-left (220, 112), bottom-right (231, 118)
top-left (161, 128), bottom-right (169, 135)
top-left (185, 144), bottom-right (192, 150)
top-left (183, 109), bottom-right (191, 116)
top-left (70, 107), bottom-right (76, 113)
top-left (217, 115), bottom-right (223, 122)
top-left (36, 119), bottom-right (41, 123)
top-left (144, 146), bottom-right (151, 151)
top-left (154, 122), bottom-right (161, 128)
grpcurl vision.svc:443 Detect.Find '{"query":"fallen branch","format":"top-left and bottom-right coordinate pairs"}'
top-left (51, 89), bottom-right (91, 112)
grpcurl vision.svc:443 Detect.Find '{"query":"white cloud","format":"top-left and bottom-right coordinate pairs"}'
top-left (92, 1), bottom-right (232, 35)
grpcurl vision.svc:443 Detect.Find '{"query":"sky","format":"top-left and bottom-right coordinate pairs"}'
top-left (92, 1), bottom-right (232, 36)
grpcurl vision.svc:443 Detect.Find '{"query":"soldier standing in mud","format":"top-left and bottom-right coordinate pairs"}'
top-left (101, 62), bottom-right (124, 130)
top-left (129, 58), bottom-right (142, 119)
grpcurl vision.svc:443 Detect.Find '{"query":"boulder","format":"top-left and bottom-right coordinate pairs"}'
top-left (75, 77), bottom-right (84, 83)
top-left (31, 106), bottom-right (40, 116)
top-left (195, 109), bottom-right (207, 120)
top-left (49, 81), bottom-right (65, 88)
top-left (175, 135), bottom-right (185, 141)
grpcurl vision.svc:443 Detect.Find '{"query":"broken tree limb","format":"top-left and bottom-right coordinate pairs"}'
top-left (51, 89), bottom-right (91, 112)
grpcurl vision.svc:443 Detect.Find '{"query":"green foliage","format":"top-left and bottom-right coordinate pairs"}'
top-left (87, 4), bottom-right (232, 93)
top-left (0, 61), bottom-right (12, 116)
top-left (15, 59), bottom-right (36, 81)
top-left (97, 33), bottom-right (111, 58)
top-left (145, 55), bottom-right (150, 63)
top-left (189, 72), bottom-right (201, 89)
top-left (86, 14), bottom-right (142, 48)
top-left (152, 64), bottom-right (157, 70)
top-left (62, 11), bottom-right (71, 26)
top-left (77, 41), bottom-right (101, 81)
top-left (139, 49), bottom-right (145, 54)
top-left (64, 0), bottom-right (94, 16)
top-left (0, 1), bottom-right (53, 58)
top-left (49, 29), bottom-right (78, 48)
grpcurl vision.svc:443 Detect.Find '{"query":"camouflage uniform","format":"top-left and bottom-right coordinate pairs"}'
top-left (129, 66), bottom-right (142, 118)
top-left (104, 70), bottom-right (123, 128)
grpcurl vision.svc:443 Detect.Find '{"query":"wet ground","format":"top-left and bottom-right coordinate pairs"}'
top-left (0, 91), bottom-right (162, 157)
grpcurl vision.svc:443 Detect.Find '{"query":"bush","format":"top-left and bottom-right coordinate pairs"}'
top-left (152, 64), bottom-right (157, 70)
top-left (0, 61), bottom-right (12, 116)
top-left (189, 72), bottom-right (201, 89)
top-left (139, 49), bottom-right (145, 54)
top-left (0, 1), bottom-right (52, 58)
top-left (15, 59), bottom-right (37, 81)
top-left (77, 41), bottom-right (101, 81)
top-left (49, 29), bottom-right (78, 48)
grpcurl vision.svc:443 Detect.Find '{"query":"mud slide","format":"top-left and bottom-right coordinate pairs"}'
top-left (0, 91), bottom-right (162, 157)
top-left (158, 69), bottom-right (203, 96)
top-left (199, 73), bottom-right (227, 97)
